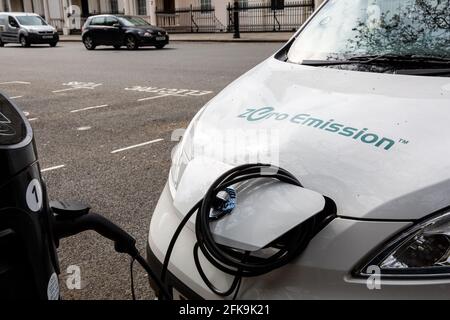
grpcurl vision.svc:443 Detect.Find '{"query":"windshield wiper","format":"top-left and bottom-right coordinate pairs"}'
top-left (396, 68), bottom-right (450, 76)
top-left (301, 54), bottom-right (450, 66)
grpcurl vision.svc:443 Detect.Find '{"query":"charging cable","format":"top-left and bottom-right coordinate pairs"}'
top-left (160, 164), bottom-right (318, 299)
top-left (52, 211), bottom-right (173, 300)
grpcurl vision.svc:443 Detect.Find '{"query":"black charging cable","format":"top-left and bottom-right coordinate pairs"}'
top-left (160, 164), bottom-right (317, 299)
top-left (53, 212), bottom-right (173, 300)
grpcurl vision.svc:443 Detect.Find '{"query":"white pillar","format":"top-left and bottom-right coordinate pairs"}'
top-left (6, 0), bottom-right (11, 12)
top-left (33, 0), bottom-right (45, 15)
top-left (131, 0), bottom-right (136, 15)
top-left (0, 0), bottom-right (4, 11)
top-left (23, 0), bottom-right (33, 11)
top-left (98, 0), bottom-right (105, 13)
top-left (43, 0), bottom-right (50, 19)
top-left (148, 0), bottom-right (156, 23)
top-left (123, 0), bottom-right (131, 14)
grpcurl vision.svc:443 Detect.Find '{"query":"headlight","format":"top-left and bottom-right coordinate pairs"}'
top-left (168, 107), bottom-right (207, 196)
top-left (143, 32), bottom-right (152, 37)
top-left (356, 211), bottom-right (450, 278)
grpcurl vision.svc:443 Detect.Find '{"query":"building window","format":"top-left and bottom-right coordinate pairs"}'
top-left (235, 0), bottom-right (248, 10)
top-left (137, 0), bottom-right (147, 15)
top-left (110, 0), bottom-right (119, 14)
top-left (163, 0), bottom-right (175, 13)
top-left (201, 0), bottom-right (212, 11)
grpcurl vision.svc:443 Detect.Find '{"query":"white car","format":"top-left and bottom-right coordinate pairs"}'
top-left (147, 0), bottom-right (450, 300)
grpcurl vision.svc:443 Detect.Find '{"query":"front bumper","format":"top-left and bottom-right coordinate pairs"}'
top-left (138, 35), bottom-right (169, 46)
top-left (27, 33), bottom-right (59, 44)
top-left (148, 183), bottom-right (450, 299)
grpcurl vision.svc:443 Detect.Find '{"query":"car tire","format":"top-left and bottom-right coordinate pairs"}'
top-left (20, 36), bottom-right (30, 48)
top-left (125, 35), bottom-right (138, 50)
top-left (49, 42), bottom-right (57, 47)
top-left (155, 44), bottom-right (165, 49)
top-left (83, 36), bottom-right (96, 50)
top-left (0, 37), bottom-right (4, 47)
top-left (113, 45), bottom-right (121, 50)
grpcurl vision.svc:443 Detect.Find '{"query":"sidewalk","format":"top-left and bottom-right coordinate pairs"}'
top-left (59, 32), bottom-right (294, 43)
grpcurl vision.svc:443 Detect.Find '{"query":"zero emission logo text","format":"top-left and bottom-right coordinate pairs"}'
top-left (238, 107), bottom-right (399, 151)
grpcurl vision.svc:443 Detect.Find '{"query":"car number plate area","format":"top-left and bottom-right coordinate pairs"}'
top-left (156, 36), bottom-right (166, 41)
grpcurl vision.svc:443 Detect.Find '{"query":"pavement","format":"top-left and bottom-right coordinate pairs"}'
top-left (0, 41), bottom-right (281, 300)
top-left (60, 31), bottom-right (295, 43)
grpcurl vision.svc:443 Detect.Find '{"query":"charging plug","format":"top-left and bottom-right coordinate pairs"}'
top-left (210, 187), bottom-right (237, 220)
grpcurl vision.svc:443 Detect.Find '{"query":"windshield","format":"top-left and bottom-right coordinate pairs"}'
top-left (288, 0), bottom-right (450, 63)
top-left (117, 16), bottom-right (150, 27)
top-left (16, 15), bottom-right (47, 26)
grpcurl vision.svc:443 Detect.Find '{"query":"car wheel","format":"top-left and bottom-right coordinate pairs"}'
top-left (20, 36), bottom-right (30, 48)
top-left (113, 45), bottom-right (121, 50)
top-left (49, 42), bottom-right (57, 47)
top-left (0, 38), bottom-right (4, 47)
top-left (125, 35), bottom-right (138, 50)
top-left (155, 44), bottom-right (165, 49)
top-left (83, 36), bottom-right (96, 50)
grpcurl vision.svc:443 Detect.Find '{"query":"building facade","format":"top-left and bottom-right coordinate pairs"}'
top-left (0, 0), bottom-right (325, 32)
top-left (155, 0), bottom-right (324, 33)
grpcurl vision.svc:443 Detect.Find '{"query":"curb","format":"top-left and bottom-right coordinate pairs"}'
top-left (59, 37), bottom-right (289, 43)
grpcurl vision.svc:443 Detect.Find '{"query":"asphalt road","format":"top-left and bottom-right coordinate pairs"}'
top-left (0, 41), bottom-right (281, 300)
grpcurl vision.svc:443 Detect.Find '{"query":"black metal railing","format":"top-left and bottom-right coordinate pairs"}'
top-left (156, 5), bottom-right (225, 33)
top-left (228, 0), bottom-right (314, 32)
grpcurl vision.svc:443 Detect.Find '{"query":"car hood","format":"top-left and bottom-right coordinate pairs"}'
top-left (24, 25), bottom-right (54, 32)
top-left (188, 57), bottom-right (450, 220)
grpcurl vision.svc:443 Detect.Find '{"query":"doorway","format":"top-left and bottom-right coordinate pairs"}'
top-left (81, 0), bottom-right (89, 17)
top-left (163, 0), bottom-right (174, 13)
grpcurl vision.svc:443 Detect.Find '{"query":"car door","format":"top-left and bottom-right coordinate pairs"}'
top-left (88, 16), bottom-right (106, 44)
top-left (103, 16), bottom-right (121, 45)
top-left (0, 15), bottom-right (6, 42)
top-left (3, 16), bottom-right (20, 43)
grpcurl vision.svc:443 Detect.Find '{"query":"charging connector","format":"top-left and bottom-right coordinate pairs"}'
top-left (51, 201), bottom-right (173, 300)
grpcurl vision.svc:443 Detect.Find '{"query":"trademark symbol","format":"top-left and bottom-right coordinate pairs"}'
top-left (399, 139), bottom-right (409, 144)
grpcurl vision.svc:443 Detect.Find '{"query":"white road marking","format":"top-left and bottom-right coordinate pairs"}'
top-left (23, 111), bottom-right (30, 117)
top-left (137, 94), bottom-right (177, 102)
top-left (111, 139), bottom-right (164, 154)
top-left (70, 104), bottom-right (109, 113)
top-left (10, 96), bottom-right (23, 99)
top-left (41, 165), bottom-right (65, 172)
top-left (77, 126), bottom-right (91, 131)
top-left (0, 81), bottom-right (30, 85)
top-left (53, 82), bottom-right (102, 93)
top-left (127, 86), bottom-right (214, 102)
top-left (28, 118), bottom-right (38, 122)
top-left (52, 88), bottom-right (78, 93)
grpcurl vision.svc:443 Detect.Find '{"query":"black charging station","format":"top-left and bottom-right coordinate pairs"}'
top-left (0, 94), bottom-right (60, 299)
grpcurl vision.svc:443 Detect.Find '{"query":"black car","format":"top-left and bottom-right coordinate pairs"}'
top-left (82, 15), bottom-right (169, 50)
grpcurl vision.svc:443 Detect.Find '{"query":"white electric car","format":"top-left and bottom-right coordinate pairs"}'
top-left (148, 0), bottom-right (450, 299)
